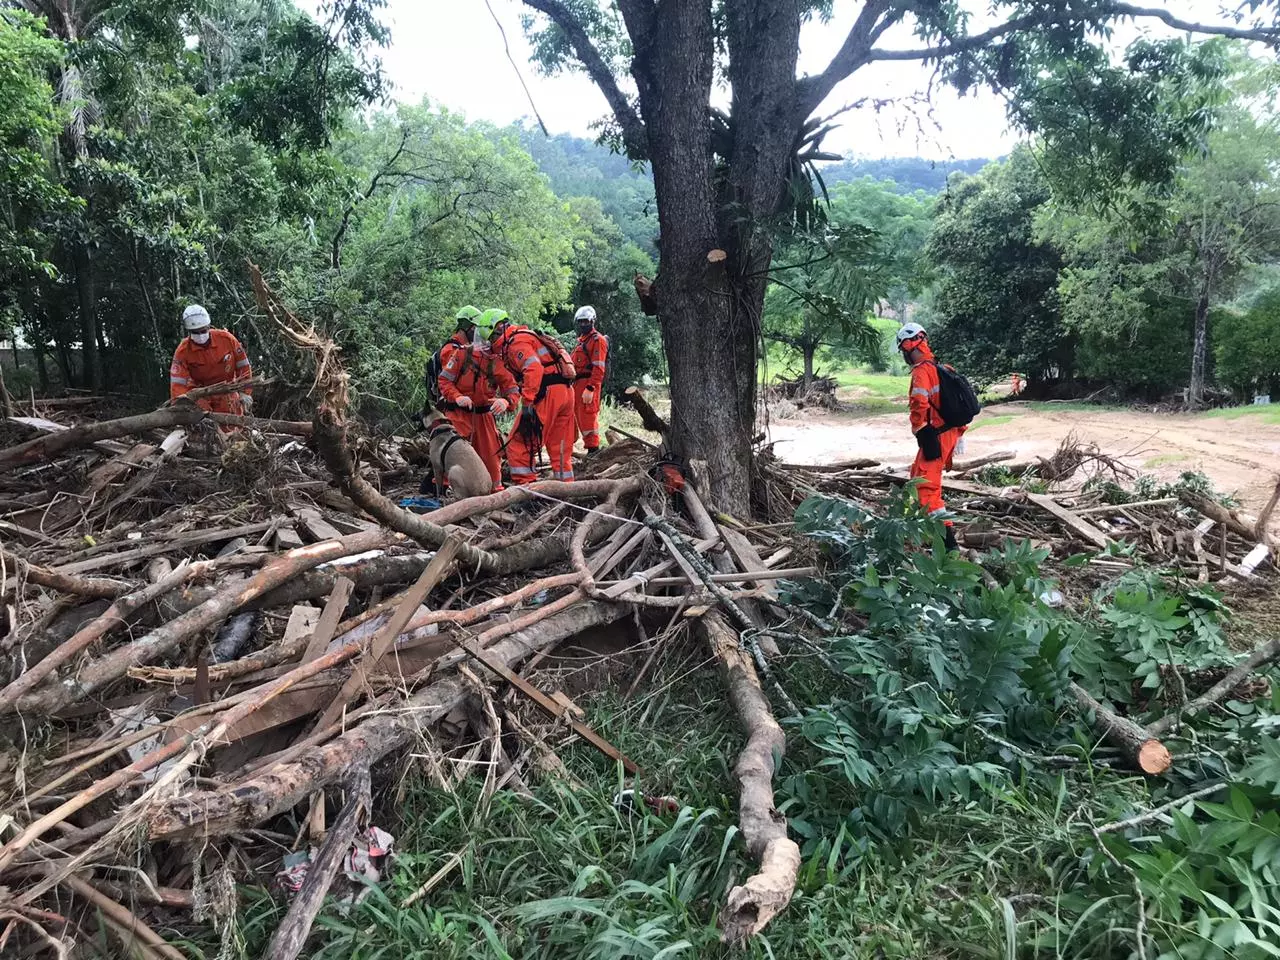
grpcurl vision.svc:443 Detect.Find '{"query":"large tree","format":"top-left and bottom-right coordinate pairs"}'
top-left (517, 0), bottom-right (1280, 510)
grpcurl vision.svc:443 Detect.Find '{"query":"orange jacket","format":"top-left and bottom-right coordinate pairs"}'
top-left (493, 325), bottom-right (568, 405)
top-left (572, 331), bottom-right (608, 392)
top-left (438, 332), bottom-right (519, 406)
top-left (169, 329), bottom-right (251, 413)
top-left (908, 342), bottom-right (946, 434)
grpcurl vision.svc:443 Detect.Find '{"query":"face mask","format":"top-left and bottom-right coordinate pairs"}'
top-left (190, 331), bottom-right (211, 345)
top-left (577, 322), bottom-right (593, 336)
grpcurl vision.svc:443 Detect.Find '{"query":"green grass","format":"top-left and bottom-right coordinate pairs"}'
top-left (1144, 453), bottom-right (1189, 468)
top-left (830, 369), bottom-right (911, 398)
top-left (1199, 403), bottom-right (1280, 425)
top-left (968, 413), bottom-right (1015, 431)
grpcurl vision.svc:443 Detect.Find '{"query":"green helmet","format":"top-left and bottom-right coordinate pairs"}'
top-left (474, 308), bottom-right (510, 342)
top-left (455, 304), bottom-right (482, 328)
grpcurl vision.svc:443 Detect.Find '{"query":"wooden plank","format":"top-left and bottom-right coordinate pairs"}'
top-left (273, 526), bottom-right (304, 551)
top-left (718, 524), bottom-right (780, 599)
top-left (312, 537), bottom-right (463, 732)
top-left (301, 577), bottom-right (356, 664)
top-left (282, 605), bottom-right (321, 648)
top-left (1025, 493), bottom-right (1111, 551)
top-left (291, 506), bottom-right (344, 543)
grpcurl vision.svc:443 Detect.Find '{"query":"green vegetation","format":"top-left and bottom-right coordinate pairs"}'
top-left (198, 490), bottom-right (1280, 959)
top-left (1200, 404), bottom-right (1280, 426)
top-left (968, 414), bottom-right (1016, 431)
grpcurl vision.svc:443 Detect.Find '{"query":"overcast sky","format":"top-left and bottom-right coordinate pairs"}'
top-left (351, 0), bottom-right (1245, 161)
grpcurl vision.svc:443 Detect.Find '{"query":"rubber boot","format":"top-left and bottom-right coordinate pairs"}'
top-left (944, 525), bottom-right (959, 553)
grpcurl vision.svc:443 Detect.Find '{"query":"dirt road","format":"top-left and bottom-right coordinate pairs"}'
top-left (768, 400), bottom-right (1280, 516)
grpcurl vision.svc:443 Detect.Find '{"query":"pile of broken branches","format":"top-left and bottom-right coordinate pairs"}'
top-left (1, 270), bottom-right (1276, 957)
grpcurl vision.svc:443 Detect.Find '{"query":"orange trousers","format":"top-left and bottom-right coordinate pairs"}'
top-left (444, 409), bottom-right (504, 488)
top-left (573, 382), bottom-right (602, 450)
top-left (507, 384), bottom-right (575, 484)
top-left (910, 427), bottom-right (961, 524)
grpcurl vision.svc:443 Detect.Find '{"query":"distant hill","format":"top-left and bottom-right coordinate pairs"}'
top-left (512, 126), bottom-right (658, 254)
top-left (513, 127), bottom-right (994, 244)
top-left (818, 156), bottom-right (996, 194)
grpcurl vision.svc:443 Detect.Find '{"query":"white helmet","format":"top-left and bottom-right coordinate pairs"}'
top-left (182, 304), bottom-right (211, 331)
top-left (574, 305), bottom-right (597, 324)
top-left (895, 322), bottom-right (926, 348)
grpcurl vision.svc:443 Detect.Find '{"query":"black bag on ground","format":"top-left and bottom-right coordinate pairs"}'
top-left (933, 361), bottom-right (982, 429)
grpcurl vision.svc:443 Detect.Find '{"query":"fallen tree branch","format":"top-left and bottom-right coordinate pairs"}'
top-left (0, 407), bottom-right (207, 473)
top-left (207, 413), bottom-right (313, 436)
top-left (1147, 635), bottom-right (1280, 736)
top-left (621, 386), bottom-right (669, 435)
top-left (1181, 491), bottom-right (1275, 552)
top-left (0, 561), bottom-right (210, 715)
top-left (14, 530), bottom-right (398, 715)
top-left (265, 766), bottom-right (371, 960)
top-left (702, 611), bottom-right (801, 944)
top-left (146, 601), bottom-right (626, 839)
top-left (0, 547), bottom-right (129, 600)
top-left (1256, 476), bottom-right (1280, 544)
top-left (165, 376), bottom-right (269, 406)
top-left (1070, 682), bottom-right (1171, 775)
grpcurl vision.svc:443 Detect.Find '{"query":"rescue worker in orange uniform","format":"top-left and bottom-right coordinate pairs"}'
top-left (169, 305), bottom-right (253, 415)
top-left (477, 308), bottom-right (576, 484)
top-left (571, 305), bottom-right (609, 455)
top-left (437, 305), bottom-right (520, 490)
top-left (897, 322), bottom-right (964, 552)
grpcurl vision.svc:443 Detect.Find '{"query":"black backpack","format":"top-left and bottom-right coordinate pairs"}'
top-left (424, 342), bottom-right (472, 408)
top-left (424, 348), bottom-right (445, 406)
top-left (933, 361), bottom-right (982, 429)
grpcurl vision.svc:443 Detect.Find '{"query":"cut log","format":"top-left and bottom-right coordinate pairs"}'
top-left (0, 407), bottom-right (207, 472)
top-left (702, 612), bottom-right (800, 944)
top-left (146, 601), bottom-right (627, 839)
top-left (1070, 682), bottom-right (1171, 775)
top-left (621, 386), bottom-right (669, 435)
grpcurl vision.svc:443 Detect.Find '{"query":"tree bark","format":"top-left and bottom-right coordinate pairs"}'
top-left (1070, 682), bottom-right (1171, 775)
top-left (0, 406), bottom-right (206, 472)
top-left (1189, 273), bottom-right (1211, 406)
top-left (702, 611), bottom-right (800, 943)
top-left (73, 238), bottom-right (102, 392)
top-left (802, 342), bottom-right (815, 390)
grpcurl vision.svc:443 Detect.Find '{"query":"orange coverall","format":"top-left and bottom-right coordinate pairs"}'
top-left (493, 325), bottom-right (575, 483)
top-left (437, 331), bottom-right (520, 488)
top-left (908, 342), bottom-right (965, 525)
top-left (169, 329), bottom-right (252, 414)
top-left (571, 330), bottom-right (609, 451)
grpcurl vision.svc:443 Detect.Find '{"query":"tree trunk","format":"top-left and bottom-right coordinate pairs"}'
top-left (802, 342), bottom-right (815, 390)
top-left (1189, 274), bottom-right (1211, 406)
top-left (646, 2), bottom-right (754, 514)
top-left (73, 239), bottom-right (102, 392)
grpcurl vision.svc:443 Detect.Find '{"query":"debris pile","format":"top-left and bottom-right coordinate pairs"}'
top-left (0, 276), bottom-right (1275, 957)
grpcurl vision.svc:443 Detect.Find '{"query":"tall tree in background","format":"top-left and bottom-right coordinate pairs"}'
top-left (926, 148), bottom-right (1070, 389)
top-left (1042, 47), bottom-right (1280, 403)
top-left (518, 0), bottom-right (1280, 510)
